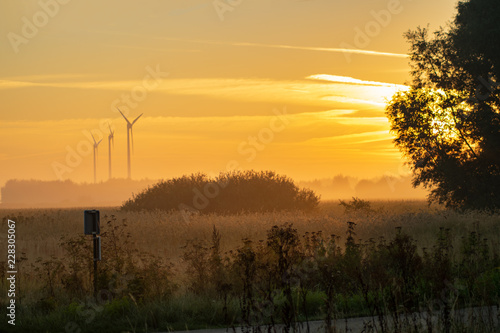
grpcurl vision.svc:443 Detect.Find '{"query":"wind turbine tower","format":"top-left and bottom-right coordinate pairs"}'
top-left (91, 134), bottom-right (103, 184)
top-left (118, 109), bottom-right (143, 179)
top-left (108, 123), bottom-right (114, 180)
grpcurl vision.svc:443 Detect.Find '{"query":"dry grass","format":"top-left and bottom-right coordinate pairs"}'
top-left (2, 200), bottom-right (500, 333)
top-left (2, 200), bottom-right (499, 271)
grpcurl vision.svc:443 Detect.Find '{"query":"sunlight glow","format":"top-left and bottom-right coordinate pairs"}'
top-left (0, 0), bottom-right (459, 194)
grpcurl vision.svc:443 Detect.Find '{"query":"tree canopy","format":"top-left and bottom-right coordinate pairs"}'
top-left (386, 0), bottom-right (500, 210)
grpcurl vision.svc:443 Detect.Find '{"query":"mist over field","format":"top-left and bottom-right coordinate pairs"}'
top-left (0, 174), bottom-right (426, 208)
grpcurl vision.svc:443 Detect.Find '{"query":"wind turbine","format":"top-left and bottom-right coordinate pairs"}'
top-left (91, 134), bottom-right (103, 184)
top-left (108, 123), bottom-right (114, 180)
top-left (118, 109), bottom-right (143, 179)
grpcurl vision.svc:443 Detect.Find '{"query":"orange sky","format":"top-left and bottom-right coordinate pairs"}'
top-left (0, 0), bottom-right (458, 194)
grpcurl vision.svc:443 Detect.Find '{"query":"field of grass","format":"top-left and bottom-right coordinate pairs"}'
top-left (1, 200), bottom-right (500, 332)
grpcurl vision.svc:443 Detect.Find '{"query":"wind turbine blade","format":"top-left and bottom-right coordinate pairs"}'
top-left (118, 108), bottom-right (131, 125)
top-left (108, 122), bottom-right (113, 134)
top-left (98, 139), bottom-right (103, 145)
top-left (91, 133), bottom-right (97, 145)
top-left (131, 113), bottom-right (143, 125)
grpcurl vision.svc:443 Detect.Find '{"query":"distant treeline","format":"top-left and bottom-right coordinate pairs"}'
top-left (0, 178), bottom-right (157, 208)
top-left (299, 174), bottom-right (427, 201)
top-left (0, 173), bottom-right (427, 209)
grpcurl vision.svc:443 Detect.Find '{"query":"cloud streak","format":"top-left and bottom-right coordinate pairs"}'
top-left (94, 31), bottom-right (409, 59)
top-left (307, 74), bottom-right (408, 89)
top-left (0, 74), bottom-right (401, 117)
top-left (153, 35), bottom-right (409, 59)
top-left (230, 41), bottom-right (409, 58)
top-left (304, 130), bottom-right (393, 145)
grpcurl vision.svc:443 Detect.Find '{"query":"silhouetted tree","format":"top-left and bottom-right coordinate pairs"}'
top-left (386, 0), bottom-right (500, 210)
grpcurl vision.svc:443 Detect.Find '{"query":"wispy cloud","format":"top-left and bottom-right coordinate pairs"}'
top-left (0, 74), bottom-right (398, 115)
top-left (0, 112), bottom-right (388, 151)
top-left (0, 80), bottom-right (38, 89)
top-left (0, 74), bottom-right (99, 90)
top-left (0, 79), bottom-right (139, 90)
top-left (304, 130), bottom-right (392, 145)
top-left (230, 41), bottom-right (409, 58)
top-left (91, 31), bottom-right (409, 59)
top-left (160, 36), bottom-right (409, 58)
top-left (321, 96), bottom-right (386, 107)
top-left (105, 44), bottom-right (201, 53)
top-left (307, 74), bottom-right (408, 89)
top-left (0, 150), bottom-right (63, 162)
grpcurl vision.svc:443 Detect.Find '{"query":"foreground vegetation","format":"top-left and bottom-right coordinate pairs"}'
top-left (1, 200), bottom-right (499, 332)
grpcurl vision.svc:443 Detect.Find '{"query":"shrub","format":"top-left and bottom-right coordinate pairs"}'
top-left (338, 197), bottom-right (372, 213)
top-left (121, 170), bottom-right (319, 214)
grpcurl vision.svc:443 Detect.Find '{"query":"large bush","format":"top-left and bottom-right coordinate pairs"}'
top-left (121, 170), bottom-right (319, 214)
